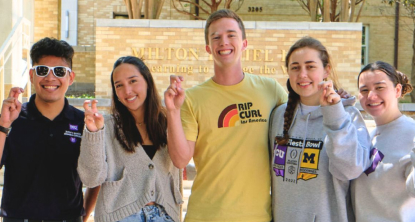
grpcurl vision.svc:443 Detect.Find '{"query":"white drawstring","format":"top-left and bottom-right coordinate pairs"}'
top-left (299, 113), bottom-right (311, 167)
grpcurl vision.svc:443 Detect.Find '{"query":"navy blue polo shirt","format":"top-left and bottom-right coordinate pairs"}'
top-left (1, 94), bottom-right (85, 220)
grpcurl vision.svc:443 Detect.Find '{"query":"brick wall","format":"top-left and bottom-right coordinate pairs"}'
top-left (69, 46), bottom-right (96, 96)
top-left (78, 0), bottom-right (96, 46)
top-left (34, 0), bottom-right (59, 41)
top-left (359, 11), bottom-right (414, 76)
top-left (95, 20), bottom-right (362, 98)
top-left (31, 0), bottom-right (412, 97)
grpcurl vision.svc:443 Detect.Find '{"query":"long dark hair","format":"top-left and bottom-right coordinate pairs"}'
top-left (276, 36), bottom-right (338, 145)
top-left (358, 61), bottom-right (413, 98)
top-left (110, 56), bottom-right (167, 152)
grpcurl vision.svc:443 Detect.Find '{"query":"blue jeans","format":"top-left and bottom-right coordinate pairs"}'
top-left (118, 204), bottom-right (175, 222)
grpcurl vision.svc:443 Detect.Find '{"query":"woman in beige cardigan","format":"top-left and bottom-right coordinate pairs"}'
top-left (77, 56), bottom-right (182, 222)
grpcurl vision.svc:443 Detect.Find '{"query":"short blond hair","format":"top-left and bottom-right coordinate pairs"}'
top-left (204, 9), bottom-right (246, 45)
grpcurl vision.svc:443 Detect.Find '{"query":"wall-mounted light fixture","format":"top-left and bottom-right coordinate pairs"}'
top-left (60, 0), bottom-right (77, 46)
top-left (65, 11), bottom-right (69, 38)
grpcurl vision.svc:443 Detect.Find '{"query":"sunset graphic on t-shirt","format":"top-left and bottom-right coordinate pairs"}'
top-left (218, 104), bottom-right (239, 128)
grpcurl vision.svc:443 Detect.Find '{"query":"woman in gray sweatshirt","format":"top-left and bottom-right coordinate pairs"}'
top-left (270, 37), bottom-right (371, 222)
top-left (77, 56), bottom-right (182, 222)
top-left (352, 61), bottom-right (415, 222)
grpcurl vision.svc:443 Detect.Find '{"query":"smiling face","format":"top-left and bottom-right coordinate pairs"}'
top-left (205, 18), bottom-right (247, 70)
top-left (113, 63), bottom-right (148, 113)
top-left (30, 55), bottom-right (74, 105)
top-left (288, 47), bottom-right (329, 106)
top-left (358, 70), bottom-right (402, 125)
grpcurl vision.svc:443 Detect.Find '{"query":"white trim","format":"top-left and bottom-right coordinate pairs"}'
top-left (256, 21), bottom-right (310, 30)
top-left (96, 19), bottom-right (362, 31)
top-left (149, 20), bottom-right (204, 28)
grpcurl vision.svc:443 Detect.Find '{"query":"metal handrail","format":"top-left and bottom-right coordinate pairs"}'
top-left (0, 17), bottom-right (31, 102)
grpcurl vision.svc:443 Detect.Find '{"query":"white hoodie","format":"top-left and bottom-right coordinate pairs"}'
top-left (269, 98), bottom-right (371, 222)
top-left (351, 115), bottom-right (415, 222)
top-left (409, 147), bottom-right (415, 196)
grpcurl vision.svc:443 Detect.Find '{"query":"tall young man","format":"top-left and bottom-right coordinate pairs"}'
top-left (0, 37), bottom-right (99, 221)
top-left (165, 9), bottom-right (287, 221)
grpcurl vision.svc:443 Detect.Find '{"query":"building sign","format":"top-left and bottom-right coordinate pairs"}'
top-left (95, 19), bottom-right (362, 98)
top-left (132, 47), bottom-right (287, 75)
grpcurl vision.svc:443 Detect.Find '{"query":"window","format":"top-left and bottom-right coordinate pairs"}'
top-left (361, 25), bottom-right (369, 67)
top-left (113, 12), bottom-right (145, 19)
top-left (113, 12), bottom-right (129, 19)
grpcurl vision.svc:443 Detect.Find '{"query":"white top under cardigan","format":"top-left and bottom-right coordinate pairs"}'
top-left (77, 116), bottom-right (183, 222)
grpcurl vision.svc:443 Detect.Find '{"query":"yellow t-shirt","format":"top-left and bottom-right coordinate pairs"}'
top-left (181, 73), bottom-right (288, 222)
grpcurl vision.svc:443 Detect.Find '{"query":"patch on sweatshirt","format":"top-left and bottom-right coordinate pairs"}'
top-left (273, 138), bottom-right (323, 184)
top-left (364, 147), bottom-right (384, 176)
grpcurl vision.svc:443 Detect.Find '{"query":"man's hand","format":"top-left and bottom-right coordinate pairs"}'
top-left (319, 80), bottom-right (340, 106)
top-left (83, 100), bottom-right (104, 132)
top-left (0, 87), bottom-right (24, 127)
top-left (164, 75), bottom-right (185, 112)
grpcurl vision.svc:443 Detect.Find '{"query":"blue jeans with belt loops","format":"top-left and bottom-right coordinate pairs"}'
top-left (117, 204), bottom-right (175, 222)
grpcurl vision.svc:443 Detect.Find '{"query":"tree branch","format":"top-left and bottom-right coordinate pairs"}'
top-left (200, 0), bottom-right (212, 7)
top-left (233, 0), bottom-right (244, 11)
top-left (145, 0), bottom-right (153, 19)
top-left (349, 0), bottom-right (356, 22)
top-left (172, 0), bottom-right (245, 19)
top-left (331, 0), bottom-right (337, 21)
top-left (310, 0), bottom-right (318, 21)
top-left (355, 0), bottom-right (365, 22)
top-left (137, 0), bottom-right (144, 18)
top-left (176, 0), bottom-right (212, 15)
top-left (124, 0), bottom-right (133, 19)
top-left (155, 0), bottom-right (165, 19)
top-left (340, 0), bottom-right (349, 22)
top-left (297, 0), bottom-right (311, 14)
top-left (323, 0), bottom-right (330, 21)
top-left (171, 0), bottom-right (208, 19)
top-left (211, 0), bottom-right (222, 12)
top-left (224, 0), bottom-right (232, 8)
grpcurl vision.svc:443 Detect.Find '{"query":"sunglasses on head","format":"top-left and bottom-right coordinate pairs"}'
top-left (32, 65), bottom-right (72, 78)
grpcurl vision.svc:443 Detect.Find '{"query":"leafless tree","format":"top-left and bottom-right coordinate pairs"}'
top-left (383, 0), bottom-right (415, 101)
top-left (296, 0), bottom-right (366, 22)
top-left (171, 0), bottom-right (244, 20)
top-left (124, 0), bottom-right (165, 19)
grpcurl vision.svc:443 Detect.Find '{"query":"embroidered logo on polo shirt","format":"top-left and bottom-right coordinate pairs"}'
top-left (64, 124), bottom-right (82, 143)
top-left (69, 124), bottom-right (78, 131)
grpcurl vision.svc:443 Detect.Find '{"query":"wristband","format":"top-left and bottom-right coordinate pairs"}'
top-left (0, 125), bottom-right (11, 136)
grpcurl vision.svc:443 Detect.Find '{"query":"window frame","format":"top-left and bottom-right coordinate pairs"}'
top-left (361, 25), bottom-right (369, 68)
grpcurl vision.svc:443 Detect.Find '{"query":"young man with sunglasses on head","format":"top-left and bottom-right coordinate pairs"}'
top-left (0, 37), bottom-right (99, 222)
